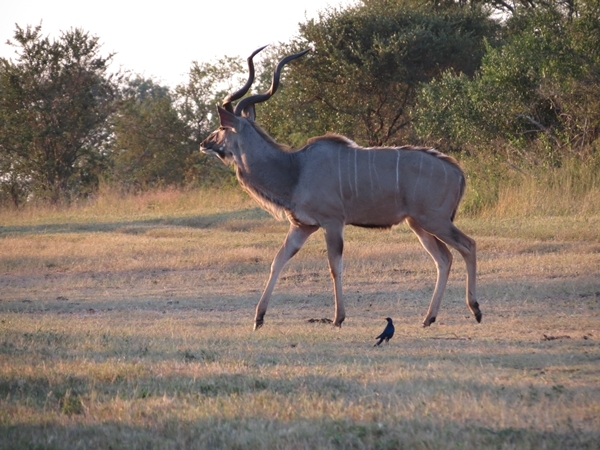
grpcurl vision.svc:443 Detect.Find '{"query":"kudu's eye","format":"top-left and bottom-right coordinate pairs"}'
top-left (218, 126), bottom-right (235, 134)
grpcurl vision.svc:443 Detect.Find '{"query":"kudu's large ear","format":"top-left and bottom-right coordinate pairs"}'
top-left (217, 105), bottom-right (240, 130)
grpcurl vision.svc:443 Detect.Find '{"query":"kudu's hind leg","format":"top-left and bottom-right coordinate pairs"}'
top-left (407, 218), bottom-right (453, 327)
top-left (428, 221), bottom-right (480, 324)
top-left (324, 224), bottom-right (346, 327)
top-left (254, 224), bottom-right (317, 330)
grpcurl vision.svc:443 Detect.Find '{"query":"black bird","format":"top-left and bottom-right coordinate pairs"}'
top-left (374, 317), bottom-right (395, 346)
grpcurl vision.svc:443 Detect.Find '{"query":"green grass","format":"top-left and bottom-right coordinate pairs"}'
top-left (1, 188), bottom-right (599, 449)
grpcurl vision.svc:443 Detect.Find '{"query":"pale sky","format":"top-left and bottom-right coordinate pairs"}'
top-left (0, 0), bottom-right (357, 88)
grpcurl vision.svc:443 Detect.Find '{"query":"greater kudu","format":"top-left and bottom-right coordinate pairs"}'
top-left (200, 47), bottom-right (481, 330)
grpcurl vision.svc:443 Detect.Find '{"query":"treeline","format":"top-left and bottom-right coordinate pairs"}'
top-left (1, 0), bottom-right (599, 211)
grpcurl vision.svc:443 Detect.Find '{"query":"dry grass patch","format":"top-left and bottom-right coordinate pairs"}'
top-left (1, 189), bottom-right (599, 449)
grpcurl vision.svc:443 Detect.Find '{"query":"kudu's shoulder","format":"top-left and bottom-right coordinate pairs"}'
top-left (305, 134), bottom-right (357, 147)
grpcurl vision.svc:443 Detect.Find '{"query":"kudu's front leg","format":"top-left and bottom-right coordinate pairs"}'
top-left (324, 224), bottom-right (346, 327)
top-left (254, 224), bottom-right (317, 330)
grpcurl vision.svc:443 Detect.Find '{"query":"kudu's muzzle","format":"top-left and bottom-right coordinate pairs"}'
top-left (200, 133), bottom-right (230, 163)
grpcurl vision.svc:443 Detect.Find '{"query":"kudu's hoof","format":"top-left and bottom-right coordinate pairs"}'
top-left (470, 301), bottom-right (482, 323)
top-left (253, 320), bottom-right (264, 331)
top-left (423, 316), bottom-right (436, 327)
top-left (333, 319), bottom-right (344, 328)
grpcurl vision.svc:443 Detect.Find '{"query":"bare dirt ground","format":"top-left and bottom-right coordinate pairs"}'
top-left (1, 199), bottom-right (599, 449)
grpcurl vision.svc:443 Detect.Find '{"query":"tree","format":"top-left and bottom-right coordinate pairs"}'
top-left (415, 0), bottom-right (600, 164)
top-left (0, 24), bottom-right (119, 205)
top-left (258, 0), bottom-right (498, 147)
top-left (175, 57), bottom-right (248, 185)
top-left (111, 77), bottom-right (194, 189)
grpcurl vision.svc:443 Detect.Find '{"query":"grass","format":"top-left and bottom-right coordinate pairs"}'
top-left (461, 155), bottom-right (600, 218)
top-left (1, 187), bottom-right (599, 449)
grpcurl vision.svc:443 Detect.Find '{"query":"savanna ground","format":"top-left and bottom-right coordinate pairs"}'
top-left (1, 187), bottom-right (599, 449)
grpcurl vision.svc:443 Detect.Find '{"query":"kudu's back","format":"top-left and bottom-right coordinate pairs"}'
top-left (292, 137), bottom-right (465, 229)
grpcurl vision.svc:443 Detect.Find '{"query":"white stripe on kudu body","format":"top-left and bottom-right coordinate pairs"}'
top-left (200, 48), bottom-right (481, 330)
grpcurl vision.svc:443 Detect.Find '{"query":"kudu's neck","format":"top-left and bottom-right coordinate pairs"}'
top-left (233, 124), bottom-right (300, 217)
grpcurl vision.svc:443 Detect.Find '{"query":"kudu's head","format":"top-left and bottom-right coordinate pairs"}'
top-left (200, 47), bottom-right (309, 164)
